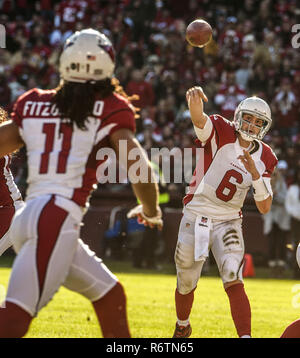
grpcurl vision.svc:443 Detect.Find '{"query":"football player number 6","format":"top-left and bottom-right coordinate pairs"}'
top-left (216, 169), bottom-right (243, 202)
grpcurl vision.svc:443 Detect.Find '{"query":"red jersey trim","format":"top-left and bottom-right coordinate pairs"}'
top-left (210, 114), bottom-right (236, 149)
top-left (102, 108), bottom-right (133, 122)
top-left (260, 142), bottom-right (278, 178)
top-left (102, 108), bottom-right (136, 135)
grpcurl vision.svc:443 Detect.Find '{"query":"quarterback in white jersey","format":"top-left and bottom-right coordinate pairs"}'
top-left (183, 113), bottom-right (276, 220)
top-left (173, 86), bottom-right (277, 338)
top-left (0, 29), bottom-right (162, 338)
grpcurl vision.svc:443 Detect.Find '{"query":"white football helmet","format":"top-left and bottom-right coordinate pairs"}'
top-left (233, 96), bottom-right (272, 141)
top-left (59, 28), bottom-right (115, 83)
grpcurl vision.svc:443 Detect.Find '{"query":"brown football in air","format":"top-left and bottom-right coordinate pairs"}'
top-left (186, 19), bottom-right (213, 48)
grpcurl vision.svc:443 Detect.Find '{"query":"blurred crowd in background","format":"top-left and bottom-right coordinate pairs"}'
top-left (1, 0), bottom-right (300, 192)
top-left (0, 0), bottom-right (300, 272)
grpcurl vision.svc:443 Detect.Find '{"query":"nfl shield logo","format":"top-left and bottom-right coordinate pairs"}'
top-left (201, 216), bottom-right (208, 224)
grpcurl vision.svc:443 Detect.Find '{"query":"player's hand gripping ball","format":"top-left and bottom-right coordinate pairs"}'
top-left (186, 19), bottom-right (212, 48)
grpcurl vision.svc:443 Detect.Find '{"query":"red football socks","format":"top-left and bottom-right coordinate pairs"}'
top-left (225, 283), bottom-right (251, 337)
top-left (280, 319), bottom-right (300, 338)
top-left (0, 302), bottom-right (32, 338)
top-left (92, 281), bottom-right (131, 338)
top-left (175, 288), bottom-right (195, 321)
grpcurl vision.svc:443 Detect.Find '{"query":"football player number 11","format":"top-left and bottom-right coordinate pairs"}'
top-left (216, 169), bottom-right (243, 202)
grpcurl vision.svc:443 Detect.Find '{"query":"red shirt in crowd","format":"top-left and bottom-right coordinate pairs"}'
top-left (214, 84), bottom-right (247, 120)
top-left (125, 80), bottom-right (155, 109)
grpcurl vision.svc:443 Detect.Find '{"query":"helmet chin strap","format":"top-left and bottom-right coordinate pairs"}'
top-left (239, 131), bottom-right (255, 142)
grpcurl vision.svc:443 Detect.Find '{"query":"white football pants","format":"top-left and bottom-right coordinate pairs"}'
top-left (175, 214), bottom-right (245, 294)
top-left (5, 194), bottom-right (117, 317)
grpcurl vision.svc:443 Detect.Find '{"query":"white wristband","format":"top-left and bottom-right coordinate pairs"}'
top-left (193, 115), bottom-right (212, 142)
top-left (252, 177), bottom-right (270, 202)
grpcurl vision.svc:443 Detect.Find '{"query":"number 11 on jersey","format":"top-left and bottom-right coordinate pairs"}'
top-left (39, 122), bottom-right (72, 174)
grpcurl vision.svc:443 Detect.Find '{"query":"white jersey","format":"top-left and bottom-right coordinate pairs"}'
top-left (183, 115), bottom-right (278, 220)
top-left (11, 88), bottom-right (136, 208)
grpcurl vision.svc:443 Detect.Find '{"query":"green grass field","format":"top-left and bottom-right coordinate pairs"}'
top-left (0, 256), bottom-right (299, 338)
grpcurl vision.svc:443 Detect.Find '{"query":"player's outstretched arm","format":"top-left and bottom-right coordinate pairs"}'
top-left (238, 149), bottom-right (272, 214)
top-left (0, 120), bottom-right (24, 158)
top-left (186, 86), bottom-right (209, 129)
top-left (110, 128), bottom-right (162, 229)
